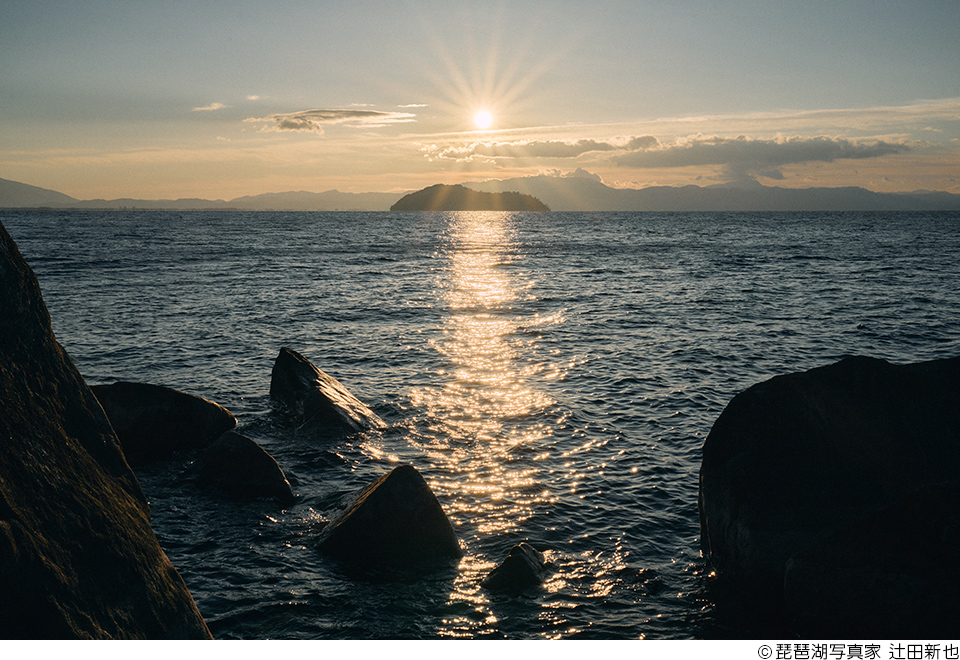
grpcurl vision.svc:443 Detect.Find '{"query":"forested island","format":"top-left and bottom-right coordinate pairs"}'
top-left (390, 184), bottom-right (550, 212)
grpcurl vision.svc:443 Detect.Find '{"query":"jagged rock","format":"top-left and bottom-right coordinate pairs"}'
top-left (783, 481), bottom-right (960, 638)
top-left (193, 431), bottom-right (296, 505)
top-left (481, 542), bottom-right (550, 592)
top-left (0, 221), bottom-right (211, 639)
top-left (269, 347), bottom-right (385, 435)
top-left (317, 464), bottom-right (462, 564)
top-left (698, 355), bottom-right (960, 617)
top-left (91, 381), bottom-right (237, 467)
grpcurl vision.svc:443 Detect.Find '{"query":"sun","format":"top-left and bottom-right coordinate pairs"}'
top-left (473, 110), bottom-right (493, 130)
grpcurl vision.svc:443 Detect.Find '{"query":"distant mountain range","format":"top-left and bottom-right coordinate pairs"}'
top-left (0, 177), bottom-right (397, 212)
top-left (3, 174), bottom-right (960, 213)
top-left (470, 173), bottom-right (960, 212)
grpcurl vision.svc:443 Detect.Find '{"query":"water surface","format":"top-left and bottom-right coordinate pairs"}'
top-left (5, 209), bottom-right (959, 638)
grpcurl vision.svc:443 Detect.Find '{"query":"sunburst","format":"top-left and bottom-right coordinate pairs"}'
top-left (473, 110), bottom-right (493, 130)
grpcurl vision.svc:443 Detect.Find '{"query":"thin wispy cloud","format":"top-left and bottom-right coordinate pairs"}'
top-left (244, 108), bottom-right (417, 134)
top-left (193, 102), bottom-right (230, 112)
top-left (423, 136), bottom-right (658, 161)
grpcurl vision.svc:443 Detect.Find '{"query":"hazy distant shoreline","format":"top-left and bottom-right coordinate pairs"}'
top-left (4, 174), bottom-right (960, 213)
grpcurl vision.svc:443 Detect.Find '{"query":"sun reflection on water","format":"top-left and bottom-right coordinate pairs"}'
top-left (405, 212), bottom-right (567, 635)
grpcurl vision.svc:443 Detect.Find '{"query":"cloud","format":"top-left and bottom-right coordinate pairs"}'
top-left (565, 167), bottom-right (603, 181)
top-left (612, 135), bottom-right (911, 183)
top-left (399, 103), bottom-right (428, 108)
top-left (244, 108), bottom-right (417, 134)
top-left (246, 95), bottom-right (261, 101)
top-left (193, 102), bottom-right (229, 111)
top-left (537, 167), bottom-right (604, 181)
top-left (422, 135), bottom-right (658, 161)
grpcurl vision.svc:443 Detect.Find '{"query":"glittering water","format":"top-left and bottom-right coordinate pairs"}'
top-left (4, 209), bottom-right (960, 639)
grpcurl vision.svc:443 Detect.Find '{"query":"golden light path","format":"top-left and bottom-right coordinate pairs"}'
top-left (406, 211), bottom-right (565, 635)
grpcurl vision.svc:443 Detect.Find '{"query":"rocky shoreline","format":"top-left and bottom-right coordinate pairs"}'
top-left (2, 216), bottom-right (958, 638)
top-left (0, 220), bottom-right (552, 637)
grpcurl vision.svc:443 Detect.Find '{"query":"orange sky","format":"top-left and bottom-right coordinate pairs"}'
top-left (2, 2), bottom-right (959, 199)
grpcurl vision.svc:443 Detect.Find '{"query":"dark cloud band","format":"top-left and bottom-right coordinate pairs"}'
top-left (613, 135), bottom-right (909, 169)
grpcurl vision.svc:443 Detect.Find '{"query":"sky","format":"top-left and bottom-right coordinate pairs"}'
top-left (2, 0), bottom-right (959, 200)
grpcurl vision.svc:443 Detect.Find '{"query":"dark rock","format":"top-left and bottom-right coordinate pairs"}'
top-left (91, 381), bottom-right (237, 468)
top-left (0, 221), bottom-right (211, 639)
top-left (317, 464), bottom-right (462, 564)
top-left (698, 355), bottom-right (960, 613)
top-left (390, 183), bottom-right (550, 212)
top-left (193, 431), bottom-right (296, 505)
top-left (481, 542), bottom-right (550, 592)
top-left (783, 481), bottom-right (960, 638)
top-left (270, 347), bottom-right (385, 435)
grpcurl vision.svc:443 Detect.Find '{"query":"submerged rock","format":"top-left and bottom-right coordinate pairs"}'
top-left (698, 355), bottom-right (960, 632)
top-left (482, 542), bottom-right (550, 592)
top-left (193, 431), bottom-right (296, 505)
top-left (270, 347), bottom-right (385, 435)
top-left (317, 464), bottom-right (462, 565)
top-left (0, 221), bottom-right (211, 639)
top-left (91, 381), bottom-right (237, 468)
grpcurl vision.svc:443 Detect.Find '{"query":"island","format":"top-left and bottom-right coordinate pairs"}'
top-left (390, 184), bottom-right (550, 212)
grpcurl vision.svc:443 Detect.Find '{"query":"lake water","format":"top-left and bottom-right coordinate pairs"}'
top-left (4, 209), bottom-right (959, 639)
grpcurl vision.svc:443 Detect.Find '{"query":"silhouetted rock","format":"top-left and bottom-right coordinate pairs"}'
top-left (91, 382), bottom-right (238, 468)
top-left (481, 542), bottom-right (550, 592)
top-left (270, 347), bottom-right (385, 435)
top-left (699, 355), bottom-right (960, 631)
top-left (783, 481), bottom-right (960, 638)
top-left (0, 221), bottom-right (211, 639)
top-left (317, 464), bottom-right (462, 565)
top-left (390, 184), bottom-right (550, 211)
top-left (193, 431), bottom-right (296, 505)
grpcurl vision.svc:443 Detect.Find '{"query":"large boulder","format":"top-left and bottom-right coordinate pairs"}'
top-left (91, 381), bottom-right (237, 467)
top-left (783, 480), bottom-right (960, 637)
top-left (481, 542), bottom-right (550, 592)
top-left (193, 431), bottom-right (296, 505)
top-left (269, 347), bottom-right (385, 435)
top-left (317, 464), bottom-right (462, 565)
top-left (0, 221), bottom-right (211, 639)
top-left (699, 355), bottom-right (960, 620)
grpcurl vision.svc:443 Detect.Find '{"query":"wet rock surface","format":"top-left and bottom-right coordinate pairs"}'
top-left (270, 347), bottom-right (385, 435)
top-left (482, 542), bottom-right (550, 592)
top-left (318, 464), bottom-right (462, 565)
top-left (92, 381), bottom-right (237, 467)
top-left (0, 221), bottom-right (211, 639)
top-left (193, 431), bottom-right (296, 505)
top-left (699, 354), bottom-right (960, 634)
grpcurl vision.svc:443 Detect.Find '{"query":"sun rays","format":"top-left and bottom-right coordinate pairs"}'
top-left (402, 4), bottom-right (567, 135)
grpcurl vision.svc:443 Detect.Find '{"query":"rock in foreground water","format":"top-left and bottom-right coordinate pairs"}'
top-left (482, 542), bottom-right (550, 592)
top-left (318, 464), bottom-right (462, 565)
top-left (698, 355), bottom-right (960, 633)
top-left (0, 221), bottom-right (211, 639)
top-left (194, 431), bottom-right (296, 505)
top-left (270, 347), bottom-right (385, 435)
top-left (92, 381), bottom-right (237, 467)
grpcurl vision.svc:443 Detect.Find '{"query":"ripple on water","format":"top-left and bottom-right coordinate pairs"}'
top-left (3, 209), bottom-right (959, 638)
